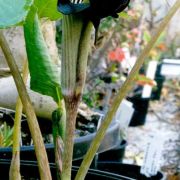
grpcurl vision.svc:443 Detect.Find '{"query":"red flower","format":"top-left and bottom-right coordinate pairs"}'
top-left (108, 48), bottom-right (125, 62)
top-left (108, 51), bottom-right (117, 61)
top-left (157, 43), bottom-right (166, 51)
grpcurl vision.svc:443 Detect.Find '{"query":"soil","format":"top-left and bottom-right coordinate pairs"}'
top-left (0, 105), bottom-right (101, 146)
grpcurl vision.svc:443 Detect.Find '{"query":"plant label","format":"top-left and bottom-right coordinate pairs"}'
top-left (115, 99), bottom-right (134, 129)
top-left (142, 61), bottom-right (158, 98)
top-left (140, 133), bottom-right (164, 177)
top-left (161, 59), bottom-right (180, 77)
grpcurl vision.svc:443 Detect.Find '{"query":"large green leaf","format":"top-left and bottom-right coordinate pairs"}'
top-left (24, 8), bottom-right (62, 103)
top-left (35, 0), bottom-right (62, 20)
top-left (0, 0), bottom-right (33, 28)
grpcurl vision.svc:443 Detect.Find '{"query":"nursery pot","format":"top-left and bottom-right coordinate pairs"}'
top-left (97, 162), bottom-right (163, 180)
top-left (127, 96), bottom-right (150, 126)
top-left (0, 108), bottom-right (121, 161)
top-left (72, 153), bottom-right (99, 169)
top-left (151, 64), bottom-right (165, 101)
top-left (0, 159), bottom-right (134, 180)
top-left (151, 75), bottom-right (165, 100)
top-left (98, 139), bottom-right (127, 163)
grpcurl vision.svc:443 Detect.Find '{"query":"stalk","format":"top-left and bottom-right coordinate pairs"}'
top-left (75, 1), bottom-right (180, 179)
top-left (0, 31), bottom-right (52, 180)
top-left (61, 14), bottom-right (92, 180)
top-left (52, 92), bottom-right (66, 180)
top-left (9, 61), bottom-right (29, 180)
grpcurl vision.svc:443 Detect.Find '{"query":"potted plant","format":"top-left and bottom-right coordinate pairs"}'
top-left (0, 0), bottom-right (179, 179)
top-left (0, 107), bottom-right (121, 162)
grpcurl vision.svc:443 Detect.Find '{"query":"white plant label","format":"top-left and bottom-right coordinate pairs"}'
top-left (142, 60), bottom-right (157, 98)
top-left (115, 99), bottom-right (134, 128)
top-left (140, 133), bottom-right (164, 177)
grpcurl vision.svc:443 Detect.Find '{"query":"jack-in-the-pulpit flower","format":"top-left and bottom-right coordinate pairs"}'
top-left (58, 0), bottom-right (130, 41)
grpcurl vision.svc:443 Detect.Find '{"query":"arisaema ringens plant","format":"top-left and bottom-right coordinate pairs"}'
top-left (0, 0), bottom-right (179, 180)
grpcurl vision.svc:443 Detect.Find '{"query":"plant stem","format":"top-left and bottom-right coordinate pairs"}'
top-left (0, 31), bottom-right (52, 180)
top-left (75, 1), bottom-right (180, 179)
top-left (56, 88), bottom-right (66, 141)
top-left (9, 60), bottom-right (29, 180)
top-left (52, 101), bottom-right (66, 180)
top-left (61, 15), bottom-right (92, 180)
top-left (61, 101), bottom-right (79, 180)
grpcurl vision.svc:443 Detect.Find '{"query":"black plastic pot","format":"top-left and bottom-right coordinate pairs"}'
top-left (151, 64), bottom-right (165, 101)
top-left (127, 97), bottom-right (150, 127)
top-left (151, 76), bottom-right (165, 100)
top-left (72, 154), bottom-right (99, 169)
top-left (98, 140), bottom-right (127, 163)
top-left (0, 108), bottom-right (121, 161)
top-left (0, 159), bottom-right (134, 180)
top-left (97, 162), bottom-right (163, 180)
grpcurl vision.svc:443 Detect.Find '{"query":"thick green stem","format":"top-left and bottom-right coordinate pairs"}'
top-left (0, 31), bottom-right (52, 180)
top-left (75, 1), bottom-right (180, 179)
top-left (61, 15), bottom-right (92, 180)
top-left (9, 61), bottom-right (29, 180)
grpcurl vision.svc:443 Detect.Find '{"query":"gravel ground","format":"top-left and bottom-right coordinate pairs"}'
top-left (124, 84), bottom-right (180, 179)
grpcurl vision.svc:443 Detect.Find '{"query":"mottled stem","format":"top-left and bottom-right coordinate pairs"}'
top-left (61, 14), bottom-right (92, 180)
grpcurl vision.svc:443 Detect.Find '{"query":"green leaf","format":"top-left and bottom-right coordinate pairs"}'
top-left (34, 0), bottom-right (62, 20)
top-left (0, 122), bottom-right (13, 147)
top-left (155, 31), bottom-right (165, 46)
top-left (118, 12), bottom-right (130, 19)
top-left (143, 30), bottom-right (151, 43)
top-left (0, 0), bottom-right (33, 28)
top-left (24, 7), bottom-right (62, 103)
top-left (143, 30), bottom-right (165, 47)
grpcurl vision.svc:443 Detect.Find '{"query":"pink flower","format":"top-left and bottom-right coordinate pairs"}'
top-left (135, 37), bottom-right (141, 43)
top-left (127, 10), bottom-right (136, 17)
top-left (132, 28), bottom-right (140, 35)
top-left (115, 48), bottom-right (125, 62)
top-left (126, 33), bottom-right (133, 39)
